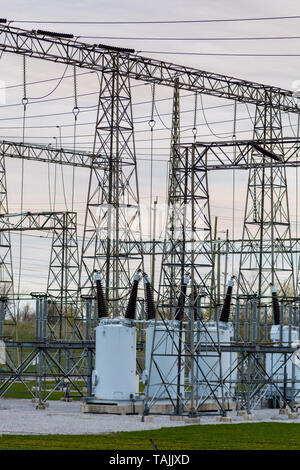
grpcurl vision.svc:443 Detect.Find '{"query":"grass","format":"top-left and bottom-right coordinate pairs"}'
top-left (0, 381), bottom-right (83, 400)
top-left (0, 423), bottom-right (300, 450)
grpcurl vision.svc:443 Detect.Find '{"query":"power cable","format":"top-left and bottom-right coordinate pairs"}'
top-left (149, 84), bottom-right (156, 239)
top-left (72, 64), bottom-right (79, 212)
top-left (17, 55), bottom-right (28, 324)
top-left (27, 64), bottom-right (70, 100)
top-left (141, 50), bottom-right (300, 57)
top-left (80, 35), bottom-right (300, 41)
top-left (199, 94), bottom-right (233, 139)
top-left (11, 15), bottom-right (300, 24)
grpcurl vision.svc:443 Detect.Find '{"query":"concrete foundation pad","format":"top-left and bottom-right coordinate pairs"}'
top-left (198, 401), bottom-right (236, 412)
top-left (288, 412), bottom-right (299, 419)
top-left (81, 403), bottom-right (137, 415)
top-left (184, 417), bottom-right (200, 424)
top-left (60, 398), bottom-right (73, 402)
top-left (236, 410), bottom-right (248, 416)
top-left (81, 401), bottom-right (174, 415)
top-left (279, 408), bottom-right (289, 415)
top-left (140, 416), bottom-right (153, 423)
top-left (216, 416), bottom-right (232, 423)
top-left (243, 414), bottom-right (254, 420)
top-left (169, 415), bottom-right (186, 422)
top-left (35, 403), bottom-right (47, 410)
top-left (31, 399), bottom-right (49, 408)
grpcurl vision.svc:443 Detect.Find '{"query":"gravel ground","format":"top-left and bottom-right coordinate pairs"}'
top-left (0, 399), bottom-right (299, 435)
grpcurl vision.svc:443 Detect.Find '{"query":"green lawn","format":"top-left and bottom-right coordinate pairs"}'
top-left (0, 381), bottom-right (85, 400)
top-left (1, 423), bottom-right (300, 450)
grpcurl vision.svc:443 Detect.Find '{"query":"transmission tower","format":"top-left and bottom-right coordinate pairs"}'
top-left (46, 211), bottom-right (80, 340)
top-left (79, 56), bottom-right (143, 314)
top-left (144, 87), bottom-right (225, 417)
top-left (238, 88), bottom-right (295, 298)
top-left (0, 154), bottom-right (15, 332)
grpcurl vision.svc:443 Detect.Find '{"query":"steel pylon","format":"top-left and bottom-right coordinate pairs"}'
top-left (238, 88), bottom-right (295, 298)
top-left (79, 56), bottom-right (143, 315)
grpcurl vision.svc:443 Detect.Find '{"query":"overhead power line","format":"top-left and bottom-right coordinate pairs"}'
top-left (10, 15), bottom-right (300, 24)
top-left (141, 50), bottom-right (300, 57)
top-left (79, 35), bottom-right (300, 41)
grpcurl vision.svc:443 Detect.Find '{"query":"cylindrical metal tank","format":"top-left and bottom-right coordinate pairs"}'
top-left (92, 317), bottom-right (137, 402)
top-left (192, 321), bottom-right (237, 399)
top-left (266, 324), bottom-right (300, 400)
top-left (144, 320), bottom-right (185, 400)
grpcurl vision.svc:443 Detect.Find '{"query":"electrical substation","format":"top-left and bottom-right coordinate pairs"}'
top-left (0, 19), bottom-right (300, 423)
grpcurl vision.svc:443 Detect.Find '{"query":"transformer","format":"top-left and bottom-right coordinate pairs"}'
top-left (92, 317), bottom-right (137, 402)
top-left (191, 320), bottom-right (237, 400)
top-left (144, 320), bottom-right (185, 400)
top-left (265, 324), bottom-right (300, 402)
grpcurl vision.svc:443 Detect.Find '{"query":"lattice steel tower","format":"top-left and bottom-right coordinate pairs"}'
top-left (0, 154), bottom-right (15, 329)
top-left (79, 55), bottom-right (143, 315)
top-left (238, 88), bottom-right (295, 298)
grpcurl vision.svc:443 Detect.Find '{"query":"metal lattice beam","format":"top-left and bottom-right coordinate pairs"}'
top-left (0, 24), bottom-right (298, 111)
top-left (79, 58), bottom-right (143, 312)
top-left (238, 96), bottom-right (295, 297)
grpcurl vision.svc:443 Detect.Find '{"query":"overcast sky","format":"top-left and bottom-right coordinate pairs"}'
top-left (0, 0), bottom-right (300, 295)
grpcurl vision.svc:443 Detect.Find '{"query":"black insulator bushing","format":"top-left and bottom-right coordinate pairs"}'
top-left (219, 285), bottom-right (233, 323)
top-left (125, 279), bottom-right (139, 320)
top-left (271, 291), bottom-right (280, 326)
top-left (175, 284), bottom-right (187, 322)
top-left (193, 288), bottom-right (202, 321)
top-left (145, 281), bottom-right (156, 320)
top-left (35, 29), bottom-right (74, 39)
top-left (95, 278), bottom-right (108, 319)
top-left (98, 43), bottom-right (135, 54)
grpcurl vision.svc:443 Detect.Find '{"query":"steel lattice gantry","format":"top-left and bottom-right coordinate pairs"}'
top-left (0, 23), bottom-right (299, 411)
top-left (79, 55), bottom-right (144, 311)
top-left (177, 138), bottom-right (300, 295)
top-left (0, 24), bottom-right (298, 306)
top-left (143, 85), bottom-right (224, 418)
top-left (0, 24), bottom-right (298, 112)
top-left (0, 211), bottom-right (80, 340)
top-left (238, 94), bottom-right (295, 298)
top-left (0, 151), bottom-right (14, 326)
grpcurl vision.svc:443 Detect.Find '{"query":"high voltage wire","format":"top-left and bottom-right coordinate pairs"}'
top-left (10, 15), bottom-right (300, 24)
top-left (0, 89), bottom-right (224, 111)
top-left (0, 102), bottom-right (236, 127)
top-left (80, 35), bottom-right (300, 41)
top-left (0, 115), bottom-right (253, 138)
top-left (141, 50), bottom-right (300, 57)
top-left (1, 71), bottom-right (146, 92)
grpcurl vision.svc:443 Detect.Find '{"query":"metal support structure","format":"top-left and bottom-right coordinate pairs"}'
top-left (0, 24), bottom-right (298, 112)
top-left (0, 211), bottom-right (79, 340)
top-left (0, 22), bottom-right (299, 414)
top-left (144, 88), bottom-right (224, 417)
top-left (239, 91), bottom-right (295, 297)
top-left (79, 55), bottom-right (143, 315)
top-left (0, 153), bottom-right (15, 327)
